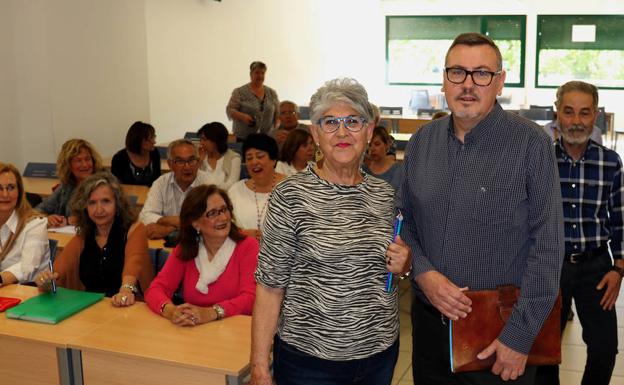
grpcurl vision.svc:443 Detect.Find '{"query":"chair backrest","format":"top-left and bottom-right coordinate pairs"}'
top-left (417, 108), bottom-right (442, 116)
top-left (379, 106), bottom-right (403, 116)
top-left (409, 90), bottom-right (431, 113)
top-left (156, 146), bottom-right (168, 159)
top-left (49, 239), bottom-right (59, 263)
top-left (595, 107), bottom-right (607, 134)
top-left (228, 142), bottom-right (243, 155)
top-left (23, 162), bottom-right (57, 178)
top-left (184, 132), bottom-right (199, 141)
top-left (298, 106), bottom-right (310, 120)
top-left (518, 108), bottom-right (551, 121)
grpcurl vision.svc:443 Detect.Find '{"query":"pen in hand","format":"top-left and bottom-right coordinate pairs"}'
top-left (48, 259), bottom-right (57, 294)
top-left (386, 211), bottom-right (404, 293)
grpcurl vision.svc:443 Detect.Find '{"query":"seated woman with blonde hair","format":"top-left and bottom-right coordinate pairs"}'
top-left (36, 171), bottom-right (153, 306)
top-left (145, 184), bottom-right (259, 326)
top-left (36, 138), bottom-right (103, 227)
top-left (0, 163), bottom-right (49, 285)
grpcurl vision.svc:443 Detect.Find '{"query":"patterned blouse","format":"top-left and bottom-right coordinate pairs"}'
top-left (226, 83), bottom-right (279, 140)
top-left (255, 166), bottom-right (399, 361)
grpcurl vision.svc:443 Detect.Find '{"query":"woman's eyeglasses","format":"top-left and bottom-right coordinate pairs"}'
top-left (317, 115), bottom-right (367, 133)
top-left (205, 206), bottom-right (229, 219)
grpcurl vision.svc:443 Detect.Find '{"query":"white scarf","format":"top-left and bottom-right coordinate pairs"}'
top-left (194, 237), bottom-right (236, 294)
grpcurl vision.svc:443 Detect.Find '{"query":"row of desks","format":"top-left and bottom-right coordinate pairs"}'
top-left (0, 284), bottom-right (251, 385)
top-left (23, 177), bottom-right (149, 207)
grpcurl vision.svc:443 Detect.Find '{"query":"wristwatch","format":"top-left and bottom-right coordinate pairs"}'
top-left (611, 266), bottom-right (624, 278)
top-left (120, 283), bottom-right (139, 294)
top-left (212, 304), bottom-right (225, 320)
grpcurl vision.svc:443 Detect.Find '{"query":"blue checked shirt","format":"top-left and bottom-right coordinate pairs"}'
top-left (555, 138), bottom-right (624, 259)
top-left (399, 103), bottom-right (564, 355)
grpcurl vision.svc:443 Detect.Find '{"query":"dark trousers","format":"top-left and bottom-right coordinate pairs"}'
top-left (273, 335), bottom-right (399, 385)
top-left (535, 253), bottom-right (618, 385)
top-left (411, 294), bottom-right (536, 385)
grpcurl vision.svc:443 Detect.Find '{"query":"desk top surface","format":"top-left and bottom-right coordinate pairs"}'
top-left (23, 177), bottom-right (149, 206)
top-left (69, 303), bottom-right (252, 376)
top-left (47, 231), bottom-right (167, 251)
top-left (0, 285), bottom-right (121, 347)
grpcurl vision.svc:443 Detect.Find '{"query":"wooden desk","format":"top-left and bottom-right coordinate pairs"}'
top-left (69, 304), bottom-right (251, 385)
top-left (48, 231), bottom-right (167, 251)
top-left (23, 177), bottom-right (149, 206)
top-left (101, 157), bottom-right (170, 173)
top-left (0, 285), bottom-right (122, 385)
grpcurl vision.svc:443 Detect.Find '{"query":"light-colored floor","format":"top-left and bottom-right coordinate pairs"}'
top-left (391, 278), bottom-right (624, 385)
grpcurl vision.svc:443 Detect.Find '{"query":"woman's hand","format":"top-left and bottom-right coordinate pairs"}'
top-left (35, 270), bottom-right (59, 292)
top-left (169, 303), bottom-right (215, 327)
top-left (241, 113), bottom-right (255, 126)
top-left (386, 235), bottom-right (412, 275)
top-left (47, 215), bottom-right (67, 228)
top-left (111, 287), bottom-right (136, 307)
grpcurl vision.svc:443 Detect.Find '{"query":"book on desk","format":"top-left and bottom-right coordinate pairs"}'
top-left (6, 288), bottom-right (104, 324)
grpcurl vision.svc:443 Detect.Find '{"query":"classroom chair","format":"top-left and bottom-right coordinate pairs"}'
top-left (23, 162), bottom-right (57, 178)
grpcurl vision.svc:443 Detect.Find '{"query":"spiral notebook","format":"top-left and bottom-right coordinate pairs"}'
top-left (6, 287), bottom-right (104, 324)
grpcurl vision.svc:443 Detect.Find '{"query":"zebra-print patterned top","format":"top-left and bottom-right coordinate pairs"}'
top-left (255, 166), bottom-right (399, 361)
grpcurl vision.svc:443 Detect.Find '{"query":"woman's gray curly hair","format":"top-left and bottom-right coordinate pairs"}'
top-left (309, 78), bottom-right (374, 125)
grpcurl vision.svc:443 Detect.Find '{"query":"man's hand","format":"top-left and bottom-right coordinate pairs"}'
top-left (145, 223), bottom-right (176, 239)
top-left (597, 270), bottom-right (622, 310)
top-left (477, 339), bottom-right (528, 381)
top-left (415, 270), bottom-right (471, 320)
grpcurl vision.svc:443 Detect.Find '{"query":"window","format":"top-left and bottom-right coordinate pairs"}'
top-left (536, 15), bottom-right (624, 89)
top-left (386, 15), bottom-right (526, 87)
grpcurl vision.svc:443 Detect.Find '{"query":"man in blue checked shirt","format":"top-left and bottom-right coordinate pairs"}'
top-left (400, 32), bottom-right (564, 384)
top-left (536, 81), bottom-right (623, 385)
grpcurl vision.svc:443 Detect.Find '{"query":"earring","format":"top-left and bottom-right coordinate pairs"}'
top-left (195, 228), bottom-right (201, 242)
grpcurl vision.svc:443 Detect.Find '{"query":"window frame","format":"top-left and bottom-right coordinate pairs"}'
top-left (385, 15), bottom-right (526, 88)
top-left (535, 14), bottom-right (624, 90)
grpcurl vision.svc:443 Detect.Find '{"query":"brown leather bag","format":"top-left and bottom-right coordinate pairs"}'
top-left (450, 285), bottom-right (561, 372)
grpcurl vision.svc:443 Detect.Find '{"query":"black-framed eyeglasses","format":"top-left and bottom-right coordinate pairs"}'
top-left (317, 115), bottom-right (367, 133)
top-left (205, 205), bottom-right (229, 219)
top-left (445, 67), bottom-right (502, 87)
top-left (171, 157), bottom-right (199, 167)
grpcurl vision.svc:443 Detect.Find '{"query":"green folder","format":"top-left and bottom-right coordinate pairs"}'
top-left (6, 287), bottom-right (104, 324)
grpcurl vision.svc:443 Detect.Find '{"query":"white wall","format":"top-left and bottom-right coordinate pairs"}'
top-left (2, 0), bottom-right (624, 168)
top-left (1, 0), bottom-right (151, 170)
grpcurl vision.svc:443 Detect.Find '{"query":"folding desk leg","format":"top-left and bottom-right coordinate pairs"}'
top-left (57, 348), bottom-right (72, 385)
top-left (70, 348), bottom-right (84, 385)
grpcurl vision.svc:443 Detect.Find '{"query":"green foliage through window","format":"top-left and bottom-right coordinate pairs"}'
top-left (386, 15), bottom-right (526, 87)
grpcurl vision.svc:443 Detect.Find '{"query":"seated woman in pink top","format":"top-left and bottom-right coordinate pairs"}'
top-left (145, 184), bottom-right (259, 326)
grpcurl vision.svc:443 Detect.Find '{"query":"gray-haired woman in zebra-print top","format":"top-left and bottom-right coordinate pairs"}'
top-left (250, 78), bottom-right (412, 385)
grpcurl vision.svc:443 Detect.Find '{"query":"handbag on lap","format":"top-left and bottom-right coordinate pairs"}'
top-left (450, 285), bottom-right (561, 373)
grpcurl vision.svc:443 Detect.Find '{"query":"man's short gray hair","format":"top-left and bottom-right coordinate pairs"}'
top-left (280, 100), bottom-right (300, 114)
top-left (167, 139), bottom-right (198, 160)
top-left (309, 78), bottom-right (374, 124)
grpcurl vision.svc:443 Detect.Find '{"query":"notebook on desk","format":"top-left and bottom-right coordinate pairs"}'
top-left (6, 288), bottom-right (104, 324)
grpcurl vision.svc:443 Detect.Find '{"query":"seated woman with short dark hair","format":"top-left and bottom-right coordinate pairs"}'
top-left (111, 121), bottom-right (161, 186)
top-left (197, 122), bottom-right (241, 190)
top-left (145, 184), bottom-right (258, 326)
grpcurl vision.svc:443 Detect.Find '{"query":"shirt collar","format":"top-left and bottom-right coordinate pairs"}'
top-left (555, 137), bottom-right (598, 161)
top-left (1, 210), bottom-right (18, 236)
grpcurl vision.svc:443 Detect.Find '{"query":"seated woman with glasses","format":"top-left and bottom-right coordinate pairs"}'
top-left (0, 163), bottom-right (50, 286)
top-left (197, 121), bottom-right (241, 190)
top-left (145, 184), bottom-right (259, 326)
top-left (111, 121), bottom-right (161, 187)
top-left (228, 134), bottom-right (285, 240)
top-left (36, 139), bottom-right (104, 228)
top-left (275, 129), bottom-right (316, 177)
top-left (363, 126), bottom-right (404, 191)
top-left (36, 171), bottom-right (153, 306)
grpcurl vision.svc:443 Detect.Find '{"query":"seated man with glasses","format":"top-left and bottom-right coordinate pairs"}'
top-left (399, 32), bottom-right (563, 384)
top-left (139, 139), bottom-right (215, 239)
top-left (270, 101), bottom-right (309, 149)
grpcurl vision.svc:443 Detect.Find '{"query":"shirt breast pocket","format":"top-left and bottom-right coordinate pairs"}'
top-left (472, 185), bottom-right (526, 226)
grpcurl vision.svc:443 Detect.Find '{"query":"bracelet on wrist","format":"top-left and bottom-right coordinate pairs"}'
top-left (611, 265), bottom-right (624, 278)
top-left (120, 283), bottom-right (138, 294)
